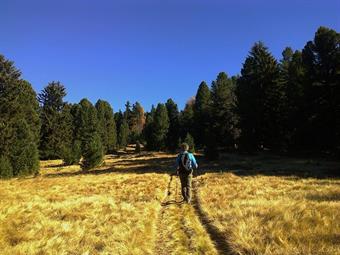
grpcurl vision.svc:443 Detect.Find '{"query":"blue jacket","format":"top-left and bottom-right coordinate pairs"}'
top-left (176, 151), bottom-right (198, 169)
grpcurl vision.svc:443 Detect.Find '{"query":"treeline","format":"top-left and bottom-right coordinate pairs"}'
top-left (0, 26), bottom-right (339, 178)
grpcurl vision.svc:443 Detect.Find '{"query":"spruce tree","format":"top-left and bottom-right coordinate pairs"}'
top-left (236, 42), bottom-right (282, 151)
top-left (152, 103), bottom-right (169, 150)
top-left (76, 99), bottom-right (104, 170)
top-left (143, 105), bottom-right (156, 150)
top-left (0, 156), bottom-right (13, 179)
top-left (95, 100), bottom-right (117, 154)
top-left (184, 133), bottom-right (195, 153)
top-left (0, 55), bottom-right (40, 177)
top-left (38, 81), bottom-right (67, 159)
top-left (211, 72), bottom-right (237, 148)
top-left (119, 118), bottom-right (130, 149)
top-left (179, 98), bottom-right (195, 140)
top-left (129, 102), bottom-right (146, 142)
top-left (279, 48), bottom-right (305, 151)
top-left (193, 81), bottom-right (211, 148)
top-left (302, 27), bottom-right (340, 151)
top-left (60, 104), bottom-right (81, 165)
top-left (165, 98), bottom-right (180, 151)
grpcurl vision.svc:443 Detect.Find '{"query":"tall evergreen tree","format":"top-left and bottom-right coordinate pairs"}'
top-left (165, 98), bottom-right (180, 151)
top-left (60, 103), bottom-right (81, 165)
top-left (0, 55), bottom-right (40, 177)
top-left (143, 105), bottom-right (156, 150)
top-left (38, 81), bottom-right (67, 159)
top-left (95, 100), bottom-right (117, 154)
top-left (236, 42), bottom-right (283, 151)
top-left (152, 103), bottom-right (169, 150)
top-left (129, 102), bottom-right (146, 142)
top-left (119, 118), bottom-right (130, 149)
top-left (179, 97), bottom-right (195, 140)
top-left (211, 72), bottom-right (237, 148)
top-left (279, 47), bottom-right (306, 151)
top-left (301, 27), bottom-right (340, 151)
top-left (193, 81), bottom-right (211, 148)
top-left (76, 99), bottom-right (103, 170)
top-left (184, 133), bottom-right (195, 153)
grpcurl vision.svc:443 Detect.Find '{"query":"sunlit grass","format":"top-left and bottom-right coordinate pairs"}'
top-left (197, 173), bottom-right (340, 255)
top-left (0, 155), bottom-right (169, 255)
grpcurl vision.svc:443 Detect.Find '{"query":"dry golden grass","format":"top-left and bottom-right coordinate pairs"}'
top-left (196, 173), bottom-right (340, 255)
top-left (1, 151), bottom-right (339, 255)
top-left (0, 154), bottom-right (170, 255)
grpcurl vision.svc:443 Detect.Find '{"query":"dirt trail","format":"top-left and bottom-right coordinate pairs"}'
top-left (154, 175), bottom-right (218, 255)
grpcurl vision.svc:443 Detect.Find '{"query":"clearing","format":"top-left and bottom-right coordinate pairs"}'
top-left (0, 151), bottom-right (339, 255)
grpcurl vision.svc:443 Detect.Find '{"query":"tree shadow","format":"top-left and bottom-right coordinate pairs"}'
top-left (43, 152), bottom-right (340, 179)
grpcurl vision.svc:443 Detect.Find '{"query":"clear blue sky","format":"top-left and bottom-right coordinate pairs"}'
top-left (1, 0), bottom-right (339, 111)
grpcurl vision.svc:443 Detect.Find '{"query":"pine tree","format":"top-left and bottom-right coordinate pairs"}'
top-left (60, 104), bottom-right (81, 165)
top-left (0, 55), bottom-right (40, 177)
top-left (301, 27), bottom-right (340, 151)
top-left (129, 102), bottom-right (146, 142)
top-left (184, 133), bottom-right (195, 153)
top-left (76, 99), bottom-right (104, 170)
top-left (193, 81), bottom-right (211, 148)
top-left (119, 118), bottom-right (130, 149)
top-left (38, 81), bottom-right (67, 159)
top-left (150, 103), bottom-right (169, 150)
top-left (143, 105), bottom-right (156, 150)
top-left (279, 47), bottom-right (305, 151)
top-left (211, 72), bottom-right (237, 148)
top-left (236, 42), bottom-right (282, 151)
top-left (179, 97), bottom-right (195, 140)
top-left (82, 133), bottom-right (104, 170)
top-left (95, 100), bottom-right (117, 154)
top-left (165, 98), bottom-right (180, 151)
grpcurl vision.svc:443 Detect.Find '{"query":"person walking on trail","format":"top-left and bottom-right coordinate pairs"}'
top-left (175, 143), bottom-right (198, 203)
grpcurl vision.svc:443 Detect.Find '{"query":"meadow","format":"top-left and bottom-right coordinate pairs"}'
top-left (0, 151), bottom-right (339, 255)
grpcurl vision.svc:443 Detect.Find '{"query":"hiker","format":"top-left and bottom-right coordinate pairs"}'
top-left (175, 143), bottom-right (198, 203)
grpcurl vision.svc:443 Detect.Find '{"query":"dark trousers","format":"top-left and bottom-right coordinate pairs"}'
top-left (179, 172), bottom-right (192, 202)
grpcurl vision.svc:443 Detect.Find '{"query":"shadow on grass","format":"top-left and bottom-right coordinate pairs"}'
top-left (306, 193), bottom-right (340, 202)
top-left (43, 151), bottom-right (340, 179)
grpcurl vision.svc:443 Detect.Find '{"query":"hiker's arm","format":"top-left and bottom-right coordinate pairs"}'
top-left (191, 154), bottom-right (198, 169)
top-left (175, 155), bottom-right (180, 174)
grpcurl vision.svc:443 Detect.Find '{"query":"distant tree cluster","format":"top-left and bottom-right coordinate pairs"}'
top-left (0, 26), bottom-right (338, 178)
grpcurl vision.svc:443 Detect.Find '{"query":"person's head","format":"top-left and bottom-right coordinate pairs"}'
top-left (180, 143), bottom-right (189, 152)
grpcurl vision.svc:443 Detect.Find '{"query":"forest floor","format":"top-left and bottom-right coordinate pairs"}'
top-left (0, 147), bottom-right (339, 254)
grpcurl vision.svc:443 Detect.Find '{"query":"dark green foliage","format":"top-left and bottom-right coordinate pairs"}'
top-left (211, 73), bottom-right (237, 148)
top-left (0, 156), bottom-right (13, 179)
top-left (184, 133), bottom-right (195, 153)
top-left (279, 48), bottom-right (306, 151)
top-left (0, 55), bottom-right (40, 178)
top-left (143, 106), bottom-right (156, 150)
top-left (119, 118), bottom-right (130, 149)
top-left (61, 140), bottom-right (81, 165)
top-left (10, 119), bottom-right (40, 176)
top-left (179, 98), bottom-right (195, 139)
top-left (301, 27), bottom-right (340, 151)
top-left (152, 104), bottom-right (169, 150)
top-left (38, 81), bottom-right (67, 159)
top-left (144, 104), bottom-right (169, 150)
top-left (236, 42), bottom-right (283, 151)
top-left (193, 81), bottom-right (211, 148)
top-left (129, 102), bottom-right (146, 143)
top-left (95, 100), bottom-right (117, 154)
top-left (75, 99), bottom-right (104, 170)
top-left (81, 133), bottom-right (104, 171)
top-left (165, 98), bottom-right (180, 151)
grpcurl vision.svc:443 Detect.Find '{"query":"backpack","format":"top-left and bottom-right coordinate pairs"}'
top-left (179, 152), bottom-right (192, 174)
